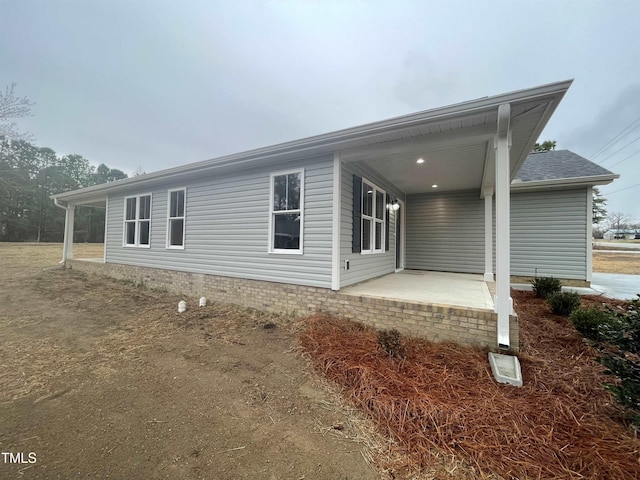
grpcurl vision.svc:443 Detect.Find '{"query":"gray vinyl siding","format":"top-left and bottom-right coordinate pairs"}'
top-left (511, 188), bottom-right (588, 280)
top-left (404, 188), bottom-right (589, 280)
top-left (406, 191), bottom-right (485, 273)
top-left (340, 161), bottom-right (404, 287)
top-left (105, 155), bottom-right (334, 288)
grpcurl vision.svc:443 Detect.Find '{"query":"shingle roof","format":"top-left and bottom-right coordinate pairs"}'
top-left (515, 150), bottom-right (615, 182)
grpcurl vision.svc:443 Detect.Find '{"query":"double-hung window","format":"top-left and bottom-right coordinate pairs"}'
top-left (123, 194), bottom-right (151, 247)
top-left (270, 170), bottom-right (304, 253)
top-left (167, 188), bottom-right (186, 248)
top-left (361, 180), bottom-right (385, 253)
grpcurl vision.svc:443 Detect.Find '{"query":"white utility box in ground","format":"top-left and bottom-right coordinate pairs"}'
top-left (488, 352), bottom-right (523, 387)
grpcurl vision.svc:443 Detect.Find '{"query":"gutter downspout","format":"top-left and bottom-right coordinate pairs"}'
top-left (54, 198), bottom-right (75, 266)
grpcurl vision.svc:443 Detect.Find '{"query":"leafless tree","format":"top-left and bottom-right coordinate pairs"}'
top-left (606, 211), bottom-right (630, 232)
top-left (0, 83), bottom-right (34, 143)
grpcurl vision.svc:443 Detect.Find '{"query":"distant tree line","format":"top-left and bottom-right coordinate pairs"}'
top-left (0, 139), bottom-right (126, 242)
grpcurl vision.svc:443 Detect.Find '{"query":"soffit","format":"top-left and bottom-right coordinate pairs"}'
top-left (341, 130), bottom-right (491, 194)
top-left (339, 95), bottom-right (563, 195)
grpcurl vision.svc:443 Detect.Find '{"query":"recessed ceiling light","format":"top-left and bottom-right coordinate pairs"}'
top-left (432, 184), bottom-right (438, 188)
top-left (416, 158), bottom-right (424, 164)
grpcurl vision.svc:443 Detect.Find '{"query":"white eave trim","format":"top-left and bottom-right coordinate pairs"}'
top-left (511, 173), bottom-right (620, 191)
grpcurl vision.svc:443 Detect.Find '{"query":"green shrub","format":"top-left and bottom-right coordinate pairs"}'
top-left (604, 296), bottom-right (640, 354)
top-left (599, 354), bottom-right (640, 417)
top-left (599, 296), bottom-right (640, 425)
top-left (532, 276), bottom-right (562, 299)
top-left (547, 291), bottom-right (581, 316)
top-left (570, 307), bottom-right (616, 341)
top-left (571, 295), bottom-right (640, 426)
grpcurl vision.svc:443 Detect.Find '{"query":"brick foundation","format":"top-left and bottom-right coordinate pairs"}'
top-left (511, 275), bottom-right (590, 288)
top-left (67, 259), bottom-right (519, 352)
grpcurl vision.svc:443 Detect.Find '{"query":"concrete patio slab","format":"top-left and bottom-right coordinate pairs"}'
top-left (342, 270), bottom-right (494, 310)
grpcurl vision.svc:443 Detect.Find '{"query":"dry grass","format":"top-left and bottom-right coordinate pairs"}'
top-left (0, 288), bottom-right (300, 403)
top-left (0, 242), bottom-right (104, 269)
top-left (1, 243), bottom-right (380, 479)
top-left (592, 251), bottom-right (640, 274)
top-left (300, 292), bottom-right (640, 479)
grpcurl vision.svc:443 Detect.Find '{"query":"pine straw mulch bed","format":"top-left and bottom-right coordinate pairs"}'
top-left (300, 291), bottom-right (640, 479)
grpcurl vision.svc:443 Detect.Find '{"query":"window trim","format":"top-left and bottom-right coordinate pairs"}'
top-left (361, 178), bottom-right (385, 254)
top-left (166, 187), bottom-right (187, 250)
top-left (268, 169), bottom-right (304, 254)
top-left (123, 193), bottom-right (152, 248)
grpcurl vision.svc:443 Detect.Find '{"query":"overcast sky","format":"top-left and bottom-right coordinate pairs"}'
top-left (2, 0), bottom-right (639, 221)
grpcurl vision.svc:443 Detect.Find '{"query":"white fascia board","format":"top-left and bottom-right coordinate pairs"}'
top-left (510, 173), bottom-right (620, 191)
top-left (53, 80), bottom-right (573, 203)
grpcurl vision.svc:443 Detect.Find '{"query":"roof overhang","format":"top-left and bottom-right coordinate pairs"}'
top-left (52, 79), bottom-right (574, 205)
top-left (510, 173), bottom-right (620, 192)
top-left (328, 79), bottom-right (574, 196)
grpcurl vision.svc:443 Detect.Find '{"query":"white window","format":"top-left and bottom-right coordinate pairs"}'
top-left (270, 170), bottom-right (304, 253)
top-left (361, 179), bottom-right (385, 253)
top-left (167, 188), bottom-right (186, 249)
top-left (123, 194), bottom-right (151, 247)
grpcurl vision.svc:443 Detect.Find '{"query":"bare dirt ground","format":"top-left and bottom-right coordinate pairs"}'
top-left (0, 243), bottom-right (380, 479)
top-left (4, 243), bottom-right (636, 479)
top-left (592, 250), bottom-right (640, 274)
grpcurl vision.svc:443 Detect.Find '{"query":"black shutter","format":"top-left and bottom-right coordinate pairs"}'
top-left (385, 193), bottom-right (390, 251)
top-left (352, 175), bottom-right (362, 253)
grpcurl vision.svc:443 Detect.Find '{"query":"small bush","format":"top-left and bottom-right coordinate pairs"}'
top-left (532, 276), bottom-right (562, 299)
top-left (599, 354), bottom-right (640, 416)
top-left (599, 296), bottom-right (640, 425)
top-left (547, 291), bottom-right (581, 316)
top-left (571, 296), bottom-right (640, 426)
top-left (604, 296), bottom-right (640, 354)
top-left (570, 307), bottom-right (616, 341)
top-left (377, 329), bottom-right (405, 358)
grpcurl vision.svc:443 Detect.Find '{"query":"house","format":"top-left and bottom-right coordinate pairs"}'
top-left (509, 149), bottom-right (618, 281)
top-left (603, 229), bottom-right (638, 240)
top-left (51, 80), bottom-right (619, 352)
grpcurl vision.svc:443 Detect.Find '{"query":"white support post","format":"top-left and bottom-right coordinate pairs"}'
top-left (494, 103), bottom-right (512, 350)
top-left (103, 197), bottom-right (109, 262)
top-left (586, 186), bottom-right (593, 283)
top-left (484, 192), bottom-right (494, 282)
top-left (331, 152), bottom-right (342, 291)
top-left (62, 204), bottom-right (75, 264)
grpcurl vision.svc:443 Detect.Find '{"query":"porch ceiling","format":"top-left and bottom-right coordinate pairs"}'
top-left (339, 120), bottom-right (494, 193)
top-left (367, 141), bottom-right (489, 194)
top-left (65, 197), bottom-right (106, 208)
top-left (79, 199), bottom-right (107, 208)
top-left (338, 95), bottom-right (559, 196)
